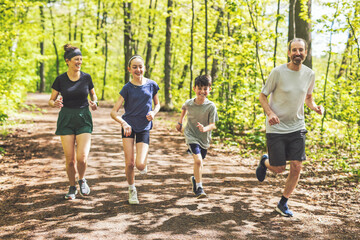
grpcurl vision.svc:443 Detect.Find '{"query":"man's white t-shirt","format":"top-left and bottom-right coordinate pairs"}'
top-left (261, 64), bottom-right (315, 134)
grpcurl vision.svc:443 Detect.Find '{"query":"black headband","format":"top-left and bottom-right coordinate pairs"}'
top-left (64, 49), bottom-right (82, 60)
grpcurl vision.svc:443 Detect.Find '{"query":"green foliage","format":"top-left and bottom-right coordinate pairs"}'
top-left (0, 0), bottom-right (359, 177)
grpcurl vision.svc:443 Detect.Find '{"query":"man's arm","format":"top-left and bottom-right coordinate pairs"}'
top-left (305, 93), bottom-right (324, 115)
top-left (259, 93), bottom-right (280, 126)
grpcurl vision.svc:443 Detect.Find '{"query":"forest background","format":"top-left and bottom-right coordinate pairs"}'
top-left (0, 0), bottom-right (359, 179)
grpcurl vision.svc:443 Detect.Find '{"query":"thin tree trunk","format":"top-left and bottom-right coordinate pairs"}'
top-left (123, 0), bottom-right (132, 84)
top-left (163, 0), bottom-right (173, 111)
top-left (68, 11), bottom-right (71, 41)
top-left (148, 41), bottom-right (162, 76)
top-left (205, 0), bottom-right (208, 74)
top-left (74, 7), bottom-right (78, 41)
top-left (102, 8), bottom-right (108, 101)
top-left (245, 0), bottom-right (265, 84)
top-left (178, 64), bottom-right (188, 90)
top-left (39, 5), bottom-right (45, 93)
top-left (337, 32), bottom-right (352, 79)
top-left (49, 3), bottom-right (59, 76)
top-left (95, 0), bottom-right (101, 49)
top-left (321, 0), bottom-right (340, 133)
top-left (295, 0), bottom-right (312, 68)
top-left (274, 0), bottom-right (281, 68)
top-left (288, 0), bottom-right (296, 42)
top-left (190, 0), bottom-right (194, 99)
top-left (347, 16), bottom-right (360, 63)
top-left (145, 0), bottom-right (158, 79)
top-left (210, 7), bottom-right (223, 84)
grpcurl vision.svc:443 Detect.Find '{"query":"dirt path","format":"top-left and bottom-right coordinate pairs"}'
top-left (0, 93), bottom-right (359, 240)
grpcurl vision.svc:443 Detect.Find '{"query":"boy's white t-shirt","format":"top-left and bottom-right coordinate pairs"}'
top-left (261, 64), bottom-right (315, 134)
top-left (182, 98), bottom-right (218, 149)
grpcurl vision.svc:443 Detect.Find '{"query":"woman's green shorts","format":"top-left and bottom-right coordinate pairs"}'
top-left (55, 107), bottom-right (93, 135)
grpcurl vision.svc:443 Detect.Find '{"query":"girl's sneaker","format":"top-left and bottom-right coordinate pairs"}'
top-left (139, 165), bottom-right (147, 175)
top-left (128, 188), bottom-right (139, 204)
top-left (78, 179), bottom-right (90, 196)
top-left (64, 186), bottom-right (78, 200)
top-left (195, 187), bottom-right (207, 199)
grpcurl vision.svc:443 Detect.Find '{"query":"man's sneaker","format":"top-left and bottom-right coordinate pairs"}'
top-left (64, 186), bottom-right (78, 200)
top-left (139, 165), bottom-right (147, 175)
top-left (128, 188), bottom-right (139, 204)
top-left (256, 154), bottom-right (268, 182)
top-left (195, 187), bottom-right (207, 199)
top-left (78, 179), bottom-right (90, 196)
top-left (190, 176), bottom-right (196, 194)
top-left (275, 202), bottom-right (294, 217)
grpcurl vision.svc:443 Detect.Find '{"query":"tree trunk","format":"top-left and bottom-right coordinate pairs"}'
top-left (68, 11), bottom-right (71, 41)
top-left (49, 3), bottom-right (59, 76)
top-left (337, 32), bottom-right (352, 79)
top-left (274, 0), bottom-right (281, 68)
top-left (163, 0), bottom-right (173, 111)
top-left (288, 0), bottom-right (296, 43)
top-left (39, 5), bottom-right (45, 93)
top-left (95, 0), bottom-right (101, 49)
top-left (245, 0), bottom-right (265, 84)
top-left (295, 0), bottom-right (312, 68)
top-left (178, 64), bottom-right (188, 90)
top-left (190, 0), bottom-right (194, 99)
top-left (102, 9), bottom-right (108, 101)
top-left (123, 0), bottom-right (132, 84)
top-left (145, 0), bottom-right (158, 79)
top-left (205, 0), bottom-right (208, 74)
top-left (210, 7), bottom-right (223, 84)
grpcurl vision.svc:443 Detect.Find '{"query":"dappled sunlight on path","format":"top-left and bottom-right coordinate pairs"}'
top-left (0, 93), bottom-right (358, 239)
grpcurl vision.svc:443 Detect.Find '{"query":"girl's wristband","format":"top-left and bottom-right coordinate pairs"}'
top-left (178, 122), bottom-right (182, 126)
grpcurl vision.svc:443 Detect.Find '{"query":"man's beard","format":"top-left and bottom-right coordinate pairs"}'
top-left (292, 56), bottom-right (303, 65)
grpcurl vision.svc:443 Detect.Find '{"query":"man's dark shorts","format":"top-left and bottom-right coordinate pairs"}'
top-left (266, 129), bottom-right (307, 166)
top-left (188, 143), bottom-right (207, 159)
top-left (56, 107), bottom-right (93, 135)
top-left (122, 129), bottom-right (150, 144)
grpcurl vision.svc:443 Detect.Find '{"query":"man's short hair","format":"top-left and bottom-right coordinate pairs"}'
top-left (288, 38), bottom-right (307, 51)
top-left (194, 75), bottom-right (212, 87)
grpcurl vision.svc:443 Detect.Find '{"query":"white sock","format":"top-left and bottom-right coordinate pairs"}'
top-left (196, 182), bottom-right (203, 189)
top-left (129, 184), bottom-right (136, 190)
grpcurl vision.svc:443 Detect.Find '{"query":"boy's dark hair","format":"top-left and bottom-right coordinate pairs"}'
top-left (194, 75), bottom-right (212, 87)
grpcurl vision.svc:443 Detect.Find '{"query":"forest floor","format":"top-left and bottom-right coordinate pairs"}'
top-left (0, 93), bottom-right (359, 240)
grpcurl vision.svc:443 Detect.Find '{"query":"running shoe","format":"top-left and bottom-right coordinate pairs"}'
top-left (128, 188), bottom-right (139, 204)
top-left (139, 165), bottom-right (147, 175)
top-left (275, 202), bottom-right (294, 217)
top-left (195, 187), bottom-right (207, 199)
top-left (78, 178), bottom-right (90, 196)
top-left (64, 186), bottom-right (78, 200)
top-left (190, 176), bottom-right (196, 194)
top-left (256, 154), bottom-right (268, 182)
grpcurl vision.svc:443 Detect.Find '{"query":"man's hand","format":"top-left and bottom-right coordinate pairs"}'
top-left (268, 112), bottom-right (280, 126)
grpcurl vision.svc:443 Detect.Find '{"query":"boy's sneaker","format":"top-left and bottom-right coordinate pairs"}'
top-left (128, 188), bottom-right (139, 204)
top-left (190, 176), bottom-right (196, 194)
top-left (78, 179), bottom-right (90, 196)
top-left (64, 186), bottom-right (78, 200)
top-left (256, 154), bottom-right (268, 182)
top-left (139, 165), bottom-right (147, 175)
top-left (275, 202), bottom-right (294, 217)
top-left (195, 187), bottom-right (207, 199)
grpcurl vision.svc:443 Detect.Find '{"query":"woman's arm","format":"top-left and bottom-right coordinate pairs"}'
top-left (146, 93), bottom-right (160, 121)
top-left (89, 88), bottom-right (98, 111)
top-left (48, 89), bottom-right (63, 108)
top-left (110, 95), bottom-right (132, 136)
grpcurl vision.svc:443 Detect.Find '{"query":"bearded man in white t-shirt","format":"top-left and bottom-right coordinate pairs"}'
top-left (256, 38), bottom-right (324, 217)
